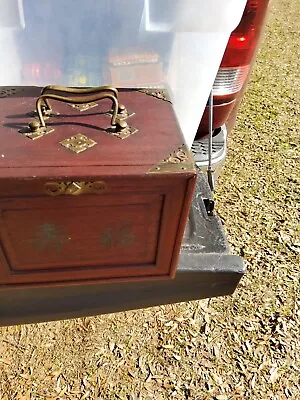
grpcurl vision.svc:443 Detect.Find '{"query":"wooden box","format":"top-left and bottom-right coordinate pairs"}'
top-left (107, 50), bottom-right (164, 87)
top-left (0, 86), bottom-right (196, 287)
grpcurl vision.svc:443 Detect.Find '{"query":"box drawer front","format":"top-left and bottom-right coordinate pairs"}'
top-left (0, 192), bottom-right (180, 286)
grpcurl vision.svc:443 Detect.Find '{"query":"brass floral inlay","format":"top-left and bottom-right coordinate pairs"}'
top-left (27, 223), bottom-right (68, 253)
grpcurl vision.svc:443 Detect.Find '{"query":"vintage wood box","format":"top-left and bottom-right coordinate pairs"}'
top-left (0, 86), bottom-right (196, 287)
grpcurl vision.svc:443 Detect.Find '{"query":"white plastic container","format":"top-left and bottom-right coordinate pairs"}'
top-left (0, 0), bottom-right (247, 146)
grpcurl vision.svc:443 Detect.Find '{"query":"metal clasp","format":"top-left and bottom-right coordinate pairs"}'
top-left (44, 181), bottom-right (107, 196)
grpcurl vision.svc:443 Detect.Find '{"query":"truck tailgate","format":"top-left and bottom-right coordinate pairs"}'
top-left (0, 171), bottom-right (244, 326)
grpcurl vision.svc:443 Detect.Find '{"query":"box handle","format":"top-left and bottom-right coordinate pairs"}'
top-left (27, 86), bottom-right (128, 135)
top-left (21, 86), bottom-right (138, 141)
top-left (41, 85), bottom-right (119, 99)
top-left (29, 92), bottom-right (126, 132)
top-left (40, 85), bottom-right (125, 113)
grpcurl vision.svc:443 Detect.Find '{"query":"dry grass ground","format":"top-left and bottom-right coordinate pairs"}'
top-left (0, 0), bottom-right (299, 398)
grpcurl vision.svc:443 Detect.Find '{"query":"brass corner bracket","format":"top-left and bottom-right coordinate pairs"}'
top-left (139, 89), bottom-right (172, 103)
top-left (149, 144), bottom-right (196, 173)
top-left (0, 87), bottom-right (21, 98)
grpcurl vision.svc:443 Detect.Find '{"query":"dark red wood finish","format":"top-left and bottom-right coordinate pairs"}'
top-left (0, 88), bottom-right (196, 287)
top-left (0, 88), bottom-right (183, 172)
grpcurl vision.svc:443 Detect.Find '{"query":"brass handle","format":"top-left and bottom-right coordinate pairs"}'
top-left (40, 85), bottom-right (120, 113)
top-left (29, 91), bottom-right (126, 133)
top-left (41, 85), bottom-right (119, 97)
top-left (44, 181), bottom-right (107, 196)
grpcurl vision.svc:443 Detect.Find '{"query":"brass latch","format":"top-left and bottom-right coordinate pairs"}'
top-left (44, 181), bottom-right (107, 196)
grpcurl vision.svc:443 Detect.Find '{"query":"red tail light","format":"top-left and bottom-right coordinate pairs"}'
top-left (197, 0), bottom-right (270, 137)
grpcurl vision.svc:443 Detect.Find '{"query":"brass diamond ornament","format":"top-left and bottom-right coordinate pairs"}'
top-left (60, 134), bottom-right (97, 154)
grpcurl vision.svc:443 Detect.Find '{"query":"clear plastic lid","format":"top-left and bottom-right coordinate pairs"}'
top-left (0, 0), bottom-right (247, 145)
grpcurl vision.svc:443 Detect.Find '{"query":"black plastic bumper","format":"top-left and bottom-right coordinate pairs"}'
top-left (0, 171), bottom-right (245, 326)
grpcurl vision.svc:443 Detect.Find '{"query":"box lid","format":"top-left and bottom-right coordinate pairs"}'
top-left (0, 87), bottom-right (195, 178)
